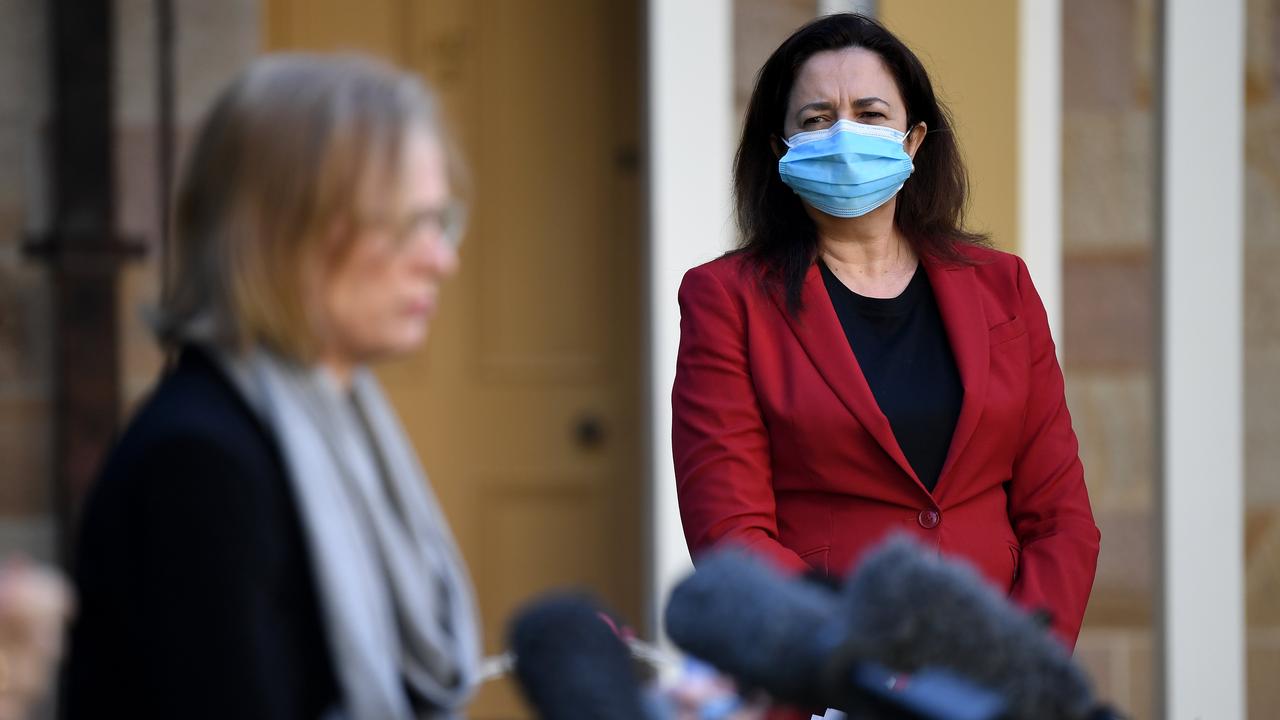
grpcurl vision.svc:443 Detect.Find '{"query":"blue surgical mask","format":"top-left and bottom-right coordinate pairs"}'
top-left (777, 119), bottom-right (916, 218)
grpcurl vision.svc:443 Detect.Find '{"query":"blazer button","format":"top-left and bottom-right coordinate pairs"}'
top-left (918, 509), bottom-right (941, 529)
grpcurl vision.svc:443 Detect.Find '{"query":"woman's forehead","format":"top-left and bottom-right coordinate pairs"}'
top-left (789, 47), bottom-right (901, 108)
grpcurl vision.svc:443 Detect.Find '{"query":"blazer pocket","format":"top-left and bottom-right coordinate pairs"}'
top-left (798, 545), bottom-right (830, 576)
top-left (988, 316), bottom-right (1027, 346)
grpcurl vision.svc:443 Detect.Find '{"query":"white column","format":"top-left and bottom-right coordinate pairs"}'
top-left (647, 0), bottom-right (734, 643)
top-left (1017, 0), bottom-right (1062, 347)
top-left (1160, 1), bottom-right (1246, 718)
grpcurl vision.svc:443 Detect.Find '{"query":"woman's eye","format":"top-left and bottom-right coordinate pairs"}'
top-left (391, 211), bottom-right (441, 243)
top-left (860, 112), bottom-right (885, 120)
top-left (802, 116), bottom-right (827, 126)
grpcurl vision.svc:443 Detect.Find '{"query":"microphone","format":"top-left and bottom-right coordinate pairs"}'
top-left (508, 593), bottom-right (650, 720)
top-left (664, 536), bottom-right (1102, 720)
top-left (834, 538), bottom-right (1095, 720)
top-left (663, 546), bottom-right (836, 703)
top-left (664, 545), bottom-right (1004, 719)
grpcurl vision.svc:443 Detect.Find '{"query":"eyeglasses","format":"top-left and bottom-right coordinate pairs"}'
top-left (366, 199), bottom-right (468, 252)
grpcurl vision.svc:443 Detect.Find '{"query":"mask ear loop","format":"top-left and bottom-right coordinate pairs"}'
top-left (902, 121), bottom-right (926, 156)
top-left (770, 133), bottom-right (787, 159)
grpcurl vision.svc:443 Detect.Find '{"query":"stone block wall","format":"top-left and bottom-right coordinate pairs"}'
top-left (733, 0), bottom-right (817, 141)
top-left (0, 0), bottom-right (257, 557)
top-left (1066, 0), bottom-right (1280, 717)
top-left (1063, 1), bottom-right (1158, 716)
top-left (115, 0), bottom-right (260, 411)
top-left (1244, 0), bottom-right (1280, 714)
top-left (0, 0), bottom-right (55, 561)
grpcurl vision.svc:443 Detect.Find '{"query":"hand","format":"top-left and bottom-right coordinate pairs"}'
top-left (660, 658), bottom-right (768, 720)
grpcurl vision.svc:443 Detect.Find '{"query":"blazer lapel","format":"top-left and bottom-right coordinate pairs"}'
top-left (921, 255), bottom-right (990, 487)
top-left (773, 263), bottom-right (925, 490)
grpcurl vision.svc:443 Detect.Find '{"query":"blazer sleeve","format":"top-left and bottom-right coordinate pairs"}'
top-left (129, 433), bottom-right (310, 719)
top-left (671, 265), bottom-right (808, 574)
top-left (1006, 257), bottom-right (1101, 648)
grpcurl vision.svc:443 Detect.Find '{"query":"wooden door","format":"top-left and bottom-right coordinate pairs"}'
top-left (264, 2), bottom-right (644, 717)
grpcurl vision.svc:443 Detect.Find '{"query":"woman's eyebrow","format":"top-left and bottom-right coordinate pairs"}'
top-left (795, 96), bottom-right (890, 119)
top-left (796, 100), bottom-right (835, 116)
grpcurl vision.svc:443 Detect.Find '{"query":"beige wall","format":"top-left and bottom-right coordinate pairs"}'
top-left (879, 0), bottom-right (1019, 253)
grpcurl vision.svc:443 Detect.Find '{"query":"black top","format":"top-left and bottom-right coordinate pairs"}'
top-left (63, 347), bottom-right (341, 719)
top-left (820, 261), bottom-right (963, 492)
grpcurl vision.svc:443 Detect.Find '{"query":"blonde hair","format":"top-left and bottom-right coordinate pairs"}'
top-left (157, 53), bottom-right (451, 360)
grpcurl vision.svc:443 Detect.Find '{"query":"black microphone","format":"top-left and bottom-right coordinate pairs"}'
top-left (509, 593), bottom-right (650, 720)
top-left (664, 545), bottom-right (1003, 719)
top-left (664, 536), bottom-right (1102, 720)
top-left (664, 547), bottom-right (837, 703)
top-left (833, 538), bottom-right (1096, 720)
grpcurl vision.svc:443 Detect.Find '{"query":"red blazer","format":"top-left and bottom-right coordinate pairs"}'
top-left (671, 244), bottom-right (1099, 647)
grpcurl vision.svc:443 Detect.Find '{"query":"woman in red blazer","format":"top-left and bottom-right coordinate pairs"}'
top-left (672, 13), bottom-right (1099, 649)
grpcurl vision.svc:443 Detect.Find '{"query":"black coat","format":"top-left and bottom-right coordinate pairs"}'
top-left (63, 347), bottom-right (341, 719)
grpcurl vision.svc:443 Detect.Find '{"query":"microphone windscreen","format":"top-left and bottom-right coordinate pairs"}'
top-left (837, 536), bottom-right (1096, 720)
top-left (509, 593), bottom-right (649, 720)
top-left (663, 550), bottom-right (840, 704)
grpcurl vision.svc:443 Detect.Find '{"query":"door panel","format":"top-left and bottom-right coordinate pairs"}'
top-left (265, 0), bottom-right (407, 57)
top-left (264, 2), bottom-right (643, 718)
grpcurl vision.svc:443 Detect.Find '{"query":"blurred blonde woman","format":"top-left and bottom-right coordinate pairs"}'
top-left (64, 54), bottom-right (478, 719)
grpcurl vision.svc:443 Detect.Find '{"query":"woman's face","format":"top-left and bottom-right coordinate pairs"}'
top-left (315, 129), bottom-right (460, 371)
top-left (783, 46), bottom-right (922, 152)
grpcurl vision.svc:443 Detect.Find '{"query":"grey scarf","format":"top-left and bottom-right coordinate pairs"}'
top-left (217, 346), bottom-right (480, 719)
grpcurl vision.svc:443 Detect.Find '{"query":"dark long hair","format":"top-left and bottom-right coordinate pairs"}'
top-left (734, 13), bottom-right (987, 311)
